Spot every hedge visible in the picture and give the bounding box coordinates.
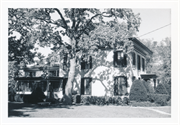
[76,95,129,106]
[155,83,169,95]
[142,80,155,94]
[147,94,170,106]
[129,80,147,102]
[163,83,171,96]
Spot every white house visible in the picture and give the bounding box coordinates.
[14,37,154,97]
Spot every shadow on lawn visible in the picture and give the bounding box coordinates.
[8,102,74,117]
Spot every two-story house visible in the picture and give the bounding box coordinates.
[14,37,154,98]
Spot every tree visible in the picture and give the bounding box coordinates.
[8,8,141,104]
[141,38,171,84]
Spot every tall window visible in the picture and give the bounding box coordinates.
[137,55,141,70]
[81,56,92,70]
[142,58,145,71]
[114,76,128,96]
[81,78,92,95]
[114,51,127,67]
[132,52,136,65]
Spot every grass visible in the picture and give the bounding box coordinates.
[8,102,171,118]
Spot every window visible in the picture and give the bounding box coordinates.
[114,51,127,67]
[37,81,47,92]
[50,80,63,92]
[137,55,141,70]
[49,70,59,77]
[114,76,128,96]
[132,52,136,65]
[81,78,92,95]
[81,56,92,70]
[142,58,145,71]
[16,81,33,92]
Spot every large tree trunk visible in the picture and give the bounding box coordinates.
[63,57,76,105]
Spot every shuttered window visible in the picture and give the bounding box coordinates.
[114,76,128,96]
[114,51,127,67]
[81,78,92,95]
[81,56,92,70]
[132,52,136,65]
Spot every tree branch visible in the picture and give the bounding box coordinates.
[54,8,68,30]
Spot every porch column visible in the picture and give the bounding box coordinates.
[153,78,156,90]
[46,80,50,98]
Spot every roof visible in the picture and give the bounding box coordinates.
[141,74,157,79]
[22,65,59,72]
[129,37,153,55]
[14,76,64,81]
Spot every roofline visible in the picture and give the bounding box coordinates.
[129,37,153,55]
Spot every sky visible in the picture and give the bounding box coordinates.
[29,9,171,58]
[132,9,171,42]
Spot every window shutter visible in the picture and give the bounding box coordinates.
[132,52,136,65]
[81,78,84,95]
[123,54,127,67]
[90,56,92,69]
[89,78,92,95]
[63,78,67,95]
[113,51,117,67]
[63,54,67,70]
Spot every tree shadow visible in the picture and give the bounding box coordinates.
[8,102,74,117]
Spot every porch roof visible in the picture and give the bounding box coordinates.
[14,76,64,81]
[141,74,157,80]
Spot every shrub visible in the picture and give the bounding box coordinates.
[142,80,155,94]
[122,97,130,105]
[155,83,169,95]
[130,101,160,107]
[147,94,170,106]
[14,94,23,102]
[129,80,147,102]
[80,95,91,104]
[72,95,81,104]
[164,83,171,96]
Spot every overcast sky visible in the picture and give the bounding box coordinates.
[132,9,171,42]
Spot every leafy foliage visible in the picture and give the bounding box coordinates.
[163,83,171,96]
[155,83,169,95]
[129,80,147,101]
[147,94,170,106]
[141,80,155,94]
[141,38,171,84]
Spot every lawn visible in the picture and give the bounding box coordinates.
[8,102,171,118]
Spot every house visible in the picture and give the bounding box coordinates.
[14,37,155,98]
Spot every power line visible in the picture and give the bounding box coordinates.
[138,23,171,38]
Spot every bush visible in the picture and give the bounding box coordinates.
[14,94,23,102]
[164,83,171,96]
[123,97,130,105]
[147,94,170,106]
[129,80,147,102]
[79,95,129,106]
[142,80,155,93]
[80,95,91,104]
[130,101,160,107]
[72,95,81,104]
[155,83,169,95]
